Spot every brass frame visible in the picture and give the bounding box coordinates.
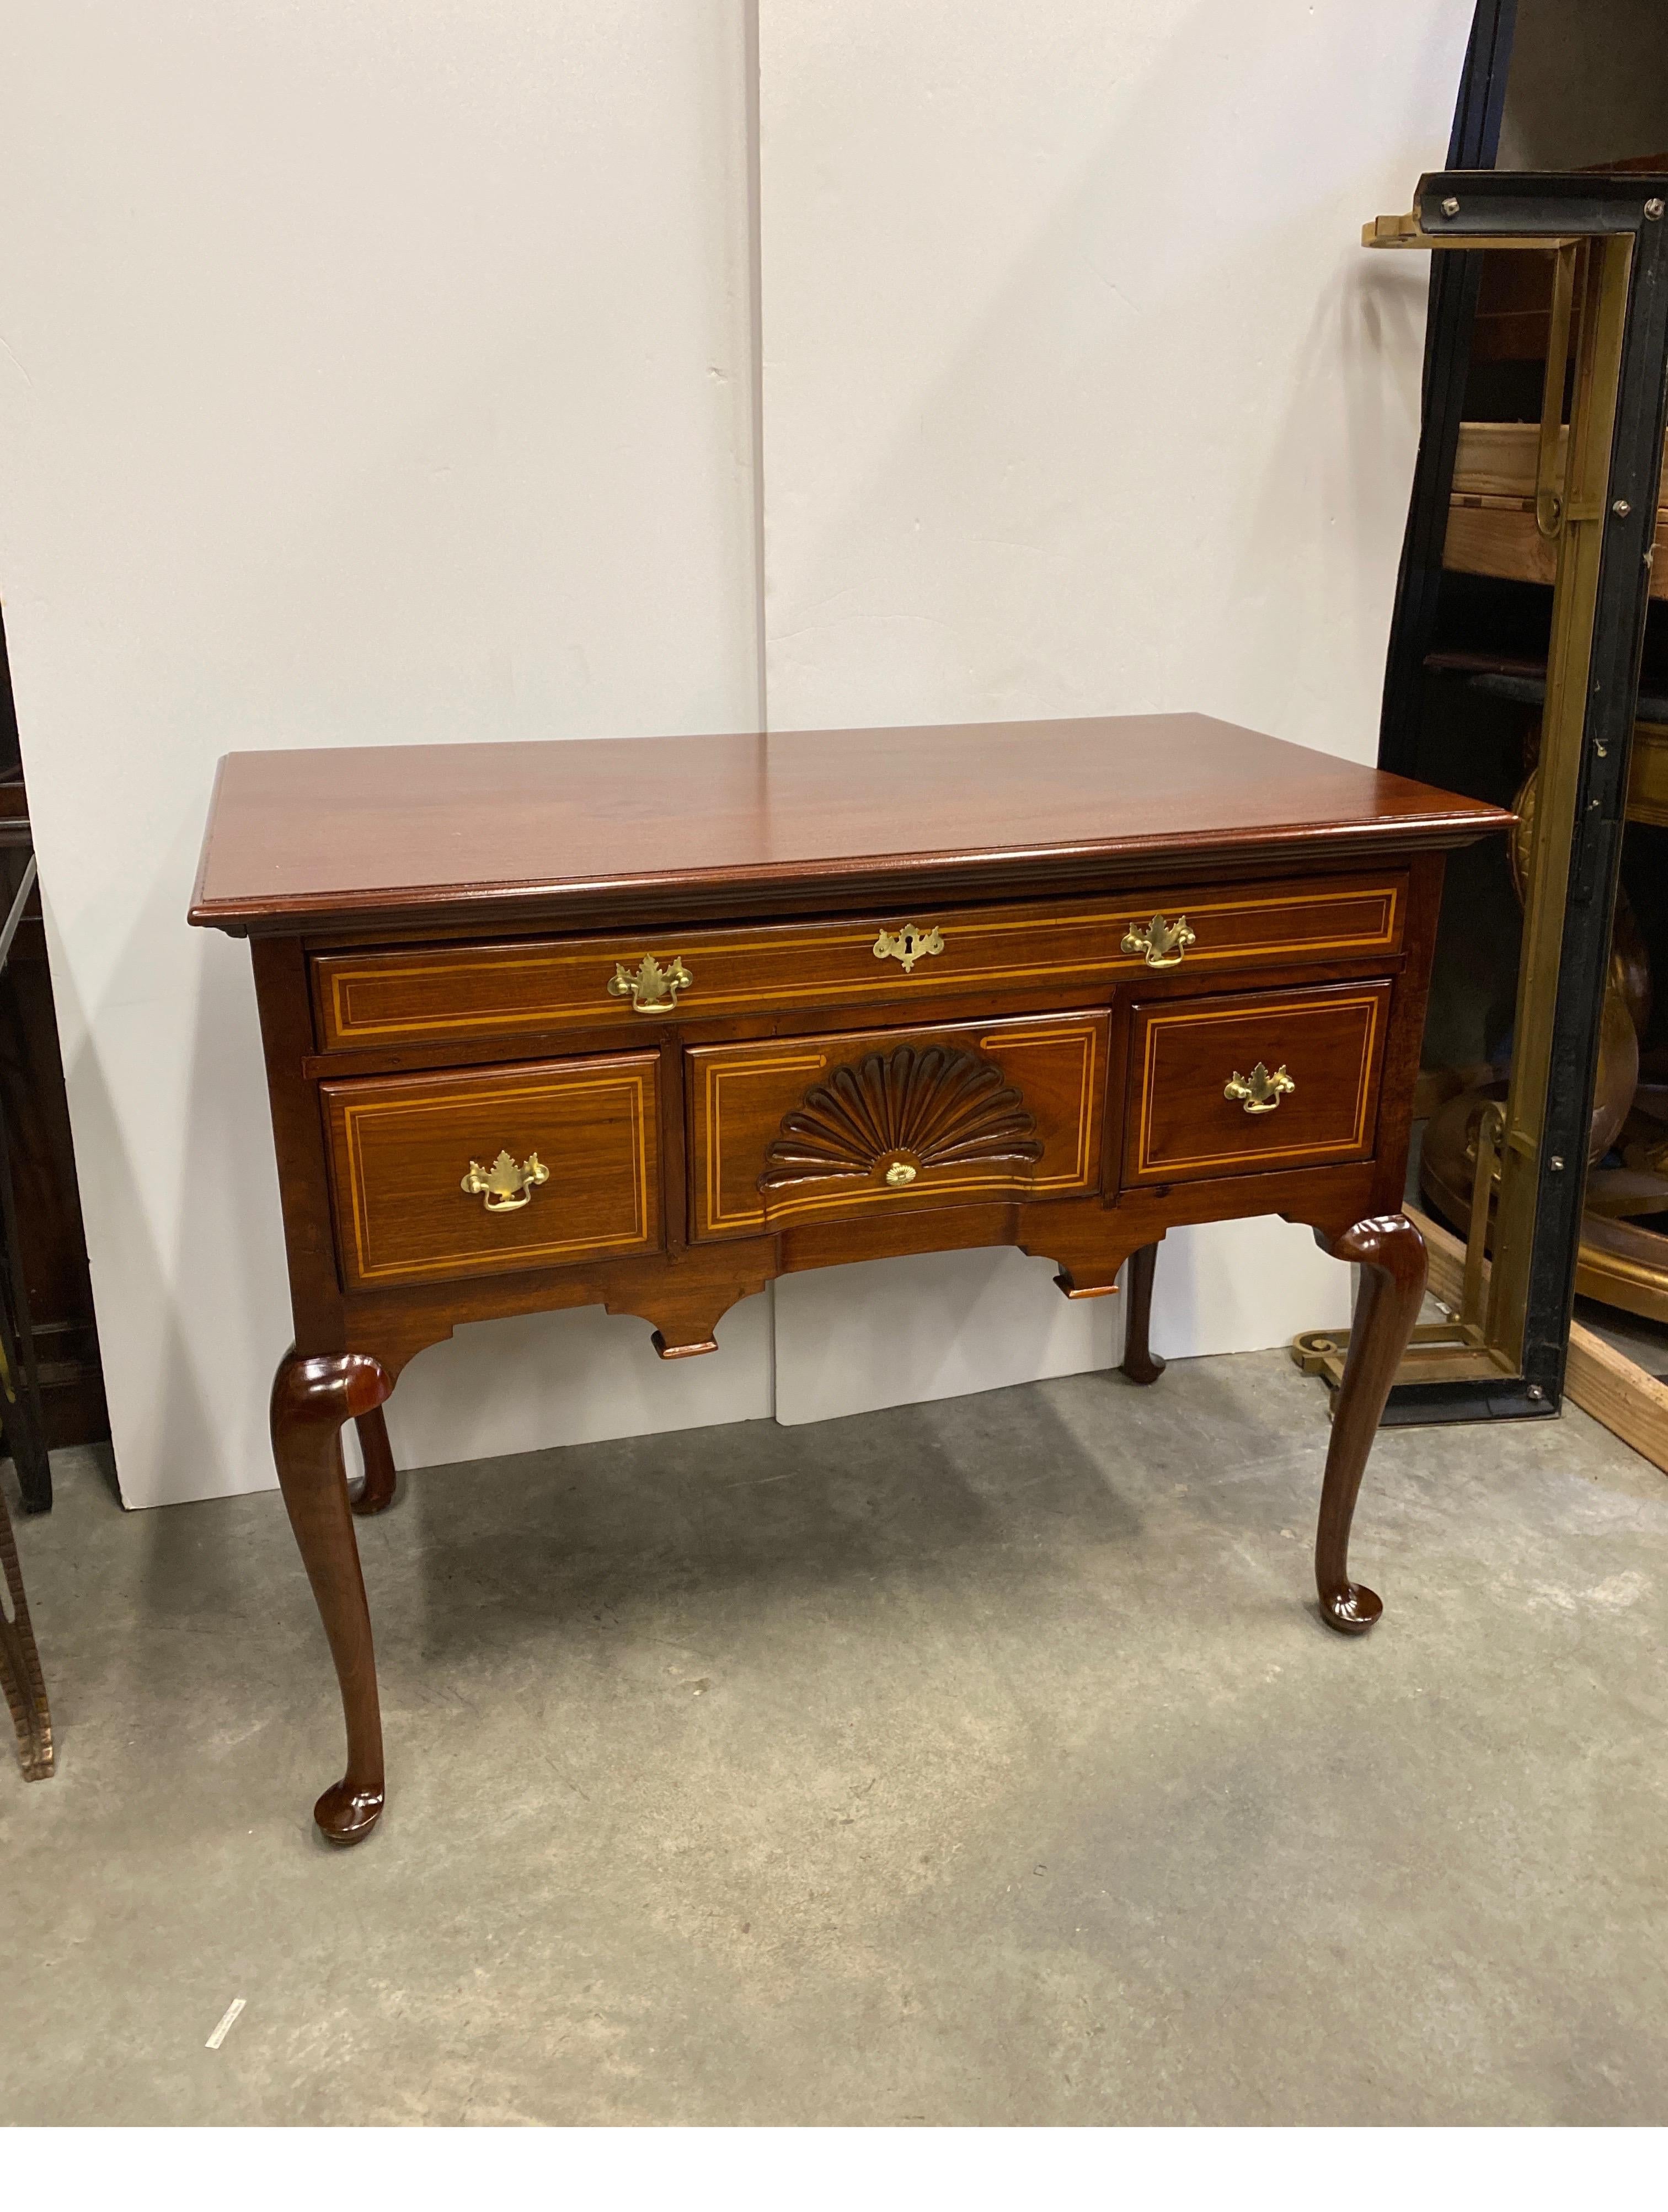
[1305,172,1668,1417]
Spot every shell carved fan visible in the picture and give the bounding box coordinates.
[759,1044,1043,1195]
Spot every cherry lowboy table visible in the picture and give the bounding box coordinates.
[190,714,1510,1845]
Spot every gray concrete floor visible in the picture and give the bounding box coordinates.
[1576,1292,1668,1380]
[3,1346,1666,2125]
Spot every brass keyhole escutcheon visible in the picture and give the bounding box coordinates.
[873,923,945,973]
[1223,1062,1295,1115]
[1122,913,1196,968]
[884,1160,918,1187]
[461,1148,550,1212]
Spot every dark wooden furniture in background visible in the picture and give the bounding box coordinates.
[0,864,58,1777]
[190,716,1509,1845]
[0,608,94,1781]
[0,612,109,1495]
[0,1479,52,1780]
[0,816,109,1477]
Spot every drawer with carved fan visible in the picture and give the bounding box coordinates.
[687,1011,1107,1242]
[1122,980,1393,1188]
[321,1051,662,1291]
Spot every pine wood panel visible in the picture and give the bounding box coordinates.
[1409,1204,1668,1479]
[322,1052,661,1291]
[1443,499,1668,597]
[687,1012,1106,1242]
[1122,981,1392,1187]
[1452,418,1668,501]
[1629,722,1668,827]
[1447,420,1668,599]
[309,872,1407,1052]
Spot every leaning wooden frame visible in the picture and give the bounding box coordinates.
[0,1483,52,1781]
[1298,170,1668,1428]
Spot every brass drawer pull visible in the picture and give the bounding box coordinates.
[608,952,692,1014]
[1224,1062,1295,1115]
[461,1148,549,1212]
[873,923,944,973]
[1122,913,1196,968]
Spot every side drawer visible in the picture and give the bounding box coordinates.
[688,1010,1106,1242]
[1122,981,1392,1187]
[310,872,1407,1050]
[322,1052,661,1291]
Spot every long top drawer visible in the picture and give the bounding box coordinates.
[311,872,1406,1052]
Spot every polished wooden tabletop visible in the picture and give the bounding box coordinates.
[190,714,1512,934]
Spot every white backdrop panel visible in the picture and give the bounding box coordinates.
[773,1249,1121,1431]
[761,0,1467,1423]
[0,3,769,1506]
[2,3,1472,1502]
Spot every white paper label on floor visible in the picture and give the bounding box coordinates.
[205,1997,245,2050]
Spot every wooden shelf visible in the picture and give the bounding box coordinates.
[1421,649,1668,823]
[1445,421,1668,600]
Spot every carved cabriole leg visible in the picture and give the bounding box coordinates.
[1119,1241,1165,1385]
[1312,1214,1427,1635]
[351,1407,398,1516]
[271,1350,392,1845]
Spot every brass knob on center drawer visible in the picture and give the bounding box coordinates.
[1223,1062,1295,1115]
[1122,913,1196,968]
